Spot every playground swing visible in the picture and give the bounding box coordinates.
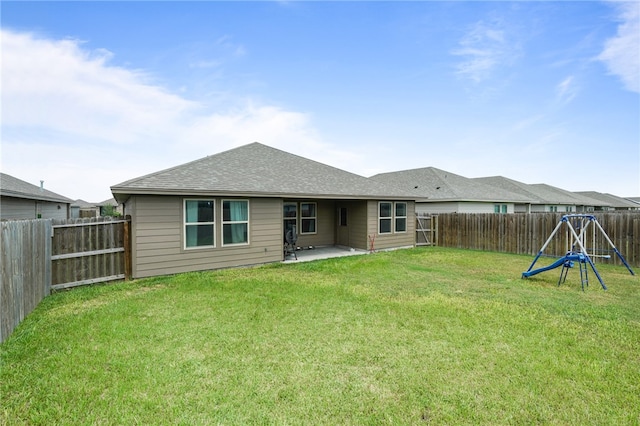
[522,214,635,290]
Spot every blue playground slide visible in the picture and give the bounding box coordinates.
[521,254,583,278]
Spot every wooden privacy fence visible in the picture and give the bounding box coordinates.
[1,216,130,343]
[1,219,52,344]
[51,217,131,290]
[435,212,640,268]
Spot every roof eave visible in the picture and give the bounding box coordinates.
[110,187,415,201]
[0,191,72,204]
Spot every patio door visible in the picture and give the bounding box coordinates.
[336,206,349,247]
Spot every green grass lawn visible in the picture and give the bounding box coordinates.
[2,247,639,425]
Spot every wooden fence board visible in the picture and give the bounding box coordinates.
[1,219,52,343]
[434,212,640,268]
[51,217,129,288]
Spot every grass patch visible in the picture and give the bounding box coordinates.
[2,247,639,424]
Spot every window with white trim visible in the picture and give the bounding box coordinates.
[494,204,507,214]
[283,202,297,235]
[395,202,407,233]
[223,200,249,245]
[184,199,215,249]
[300,202,317,234]
[379,202,392,234]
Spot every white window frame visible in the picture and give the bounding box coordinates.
[184,199,216,250]
[222,199,250,246]
[284,202,298,235]
[300,202,317,235]
[394,202,407,233]
[378,202,393,234]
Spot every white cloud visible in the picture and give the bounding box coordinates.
[556,75,579,104]
[452,19,520,83]
[0,29,339,201]
[2,30,196,146]
[598,1,640,93]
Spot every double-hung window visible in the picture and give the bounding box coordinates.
[223,200,249,245]
[185,199,215,249]
[379,201,408,234]
[300,202,317,234]
[395,202,407,232]
[379,202,393,234]
[283,202,297,235]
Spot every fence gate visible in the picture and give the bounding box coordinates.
[416,214,437,246]
[51,217,131,290]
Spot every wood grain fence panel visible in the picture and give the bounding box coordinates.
[51,217,130,289]
[1,220,52,344]
[434,212,639,268]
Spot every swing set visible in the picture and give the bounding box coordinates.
[522,214,635,290]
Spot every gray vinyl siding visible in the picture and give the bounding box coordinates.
[366,200,415,250]
[0,196,68,220]
[416,201,515,214]
[38,201,69,219]
[347,201,370,250]
[1,197,36,220]
[295,200,335,248]
[129,195,283,278]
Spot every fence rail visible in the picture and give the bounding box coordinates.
[435,212,640,268]
[51,217,129,291]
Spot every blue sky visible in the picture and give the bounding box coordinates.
[2,1,638,201]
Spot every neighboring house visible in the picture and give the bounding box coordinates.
[626,197,640,208]
[575,192,640,211]
[111,143,416,279]
[369,167,534,214]
[72,199,100,218]
[72,198,124,218]
[98,198,124,216]
[474,176,610,213]
[0,173,72,220]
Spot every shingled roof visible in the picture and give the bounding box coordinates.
[111,142,412,201]
[0,173,73,203]
[575,191,639,209]
[475,176,610,207]
[370,167,533,203]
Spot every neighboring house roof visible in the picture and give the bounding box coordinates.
[529,184,611,208]
[475,176,610,207]
[111,142,412,201]
[575,192,639,209]
[73,198,118,208]
[99,198,119,206]
[369,167,534,203]
[0,173,73,203]
[626,197,640,206]
[73,199,96,208]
